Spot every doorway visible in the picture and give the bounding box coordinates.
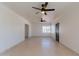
[55,23,60,42]
[25,24,29,39]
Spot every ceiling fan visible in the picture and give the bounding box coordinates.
[32,2,55,15]
[40,18,46,22]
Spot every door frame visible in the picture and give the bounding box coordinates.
[55,23,60,42]
[25,24,29,39]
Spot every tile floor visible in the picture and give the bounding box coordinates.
[0,37,78,56]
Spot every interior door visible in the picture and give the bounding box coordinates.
[25,24,29,39]
[55,23,59,42]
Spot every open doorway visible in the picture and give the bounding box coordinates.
[25,24,29,39]
[55,23,60,42]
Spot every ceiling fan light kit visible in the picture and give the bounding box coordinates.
[41,11,45,14]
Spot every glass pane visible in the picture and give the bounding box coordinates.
[42,26,51,33]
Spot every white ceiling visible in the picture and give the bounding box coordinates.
[2,2,73,23]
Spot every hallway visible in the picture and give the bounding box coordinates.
[0,37,78,56]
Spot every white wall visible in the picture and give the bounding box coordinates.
[50,24,55,40]
[57,3,79,54]
[31,23,51,37]
[0,3,31,53]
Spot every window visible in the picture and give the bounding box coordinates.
[51,25,55,33]
[42,26,51,33]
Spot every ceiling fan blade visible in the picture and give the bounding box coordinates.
[45,2,48,8]
[32,7,41,10]
[35,12,40,14]
[44,9,55,11]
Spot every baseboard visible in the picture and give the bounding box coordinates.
[31,36,51,38]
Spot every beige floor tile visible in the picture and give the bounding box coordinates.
[0,37,78,56]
